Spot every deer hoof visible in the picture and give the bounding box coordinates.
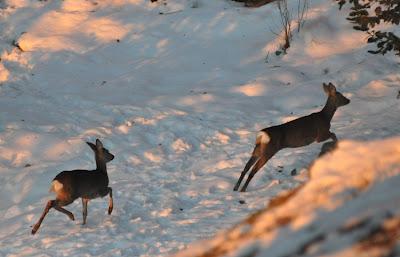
[108,207,113,215]
[233,183,241,191]
[31,224,39,235]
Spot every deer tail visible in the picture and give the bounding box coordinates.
[256,131,270,145]
[49,180,63,193]
[252,131,270,157]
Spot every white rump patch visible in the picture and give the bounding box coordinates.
[49,180,63,193]
[257,131,270,144]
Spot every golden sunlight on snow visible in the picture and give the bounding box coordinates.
[357,80,393,99]
[157,39,170,52]
[174,138,400,257]
[44,141,70,160]
[15,133,39,148]
[144,151,163,163]
[18,11,132,52]
[305,31,365,59]
[172,138,191,154]
[233,82,266,97]
[0,63,9,82]
[60,0,96,12]
[178,94,215,106]
[0,147,31,167]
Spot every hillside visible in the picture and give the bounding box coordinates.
[174,138,400,257]
[0,0,399,256]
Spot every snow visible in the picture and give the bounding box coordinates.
[0,0,399,256]
[173,137,400,257]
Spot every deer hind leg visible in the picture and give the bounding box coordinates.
[31,199,74,235]
[240,156,268,192]
[81,198,89,225]
[50,180,75,221]
[234,156,258,191]
[31,200,55,235]
[234,131,271,192]
[53,201,75,221]
[240,148,277,192]
[107,187,113,215]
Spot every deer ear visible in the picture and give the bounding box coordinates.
[323,83,330,94]
[95,139,103,149]
[328,83,337,94]
[86,142,96,151]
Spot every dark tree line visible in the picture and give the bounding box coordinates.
[337,0,400,56]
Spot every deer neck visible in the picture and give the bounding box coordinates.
[95,155,107,173]
[321,96,336,122]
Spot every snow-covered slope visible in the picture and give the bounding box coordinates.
[173,137,400,257]
[0,0,399,256]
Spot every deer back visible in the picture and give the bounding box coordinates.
[265,112,330,149]
[52,169,109,202]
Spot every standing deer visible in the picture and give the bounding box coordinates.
[31,139,114,235]
[234,83,350,192]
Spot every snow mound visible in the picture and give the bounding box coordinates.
[173,137,400,257]
[1,0,400,256]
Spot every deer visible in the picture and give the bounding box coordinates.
[234,82,350,192]
[31,139,115,235]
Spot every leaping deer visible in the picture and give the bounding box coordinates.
[31,139,114,235]
[234,83,350,192]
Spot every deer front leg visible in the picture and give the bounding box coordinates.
[107,187,113,215]
[330,132,337,142]
[82,198,89,225]
[319,141,338,157]
[31,200,74,234]
[51,199,75,221]
[317,127,338,143]
[53,205,75,221]
[234,156,259,191]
